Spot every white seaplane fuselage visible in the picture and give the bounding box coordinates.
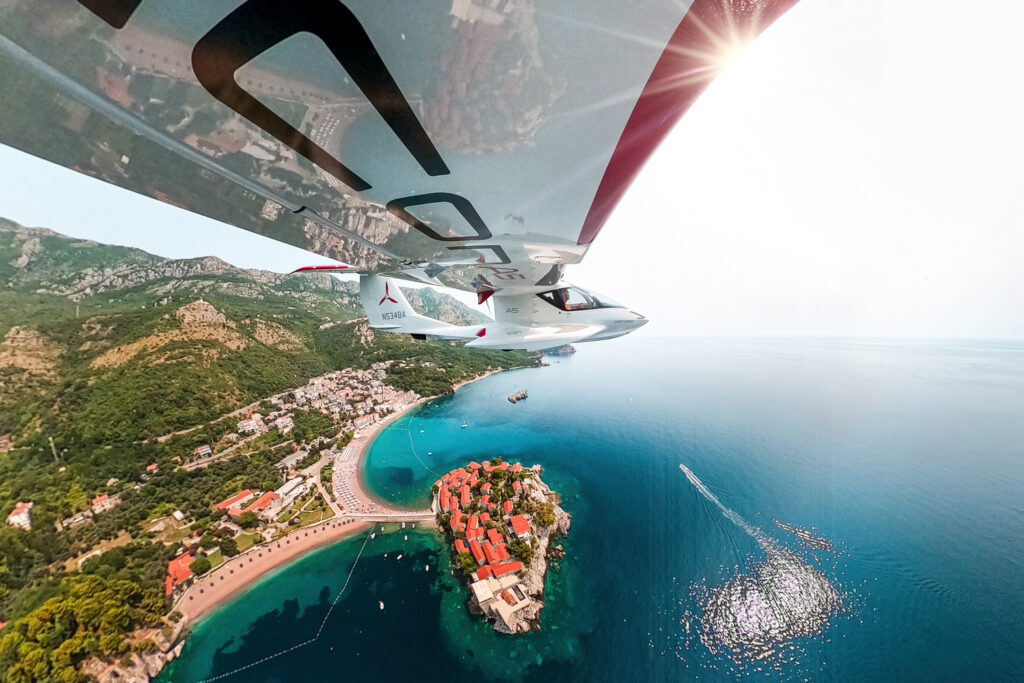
[359,274,647,352]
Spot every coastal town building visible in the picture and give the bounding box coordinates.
[216,489,255,510]
[91,493,121,514]
[6,501,32,530]
[194,444,212,458]
[237,416,264,434]
[274,477,311,510]
[165,552,195,595]
[434,458,570,634]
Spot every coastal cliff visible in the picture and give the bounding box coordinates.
[492,466,571,634]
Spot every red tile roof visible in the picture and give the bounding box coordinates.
[91,494,108,505]
[503,500,514,514]
[217,489,253,510]
[490,561,523,577]
[482,541,498,565]
[495,543,510,561]
[146,463,159,472]
[243,491,279,513]
[474,565,494,580]
[460,486,470,506]
[166,553,195,594]
[468,515,479,530]
[510,514,530,536]
[487,528,504,545]
[455,539,468,554]
[480,483,492,493]
[469,540,484,563]
[479,512,490,523]
[511,463,523,473]
[468,461,481,470]
[501,590,516,605]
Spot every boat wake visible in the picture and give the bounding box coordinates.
[679,465,843,662]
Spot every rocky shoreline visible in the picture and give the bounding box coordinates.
[491,467,572,634]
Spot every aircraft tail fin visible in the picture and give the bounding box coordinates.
[359,274,418,329]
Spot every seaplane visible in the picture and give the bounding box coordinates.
[0,0,797,350]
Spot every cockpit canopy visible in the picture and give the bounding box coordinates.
[537,286,624,311]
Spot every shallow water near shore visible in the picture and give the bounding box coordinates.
[160,337,1024,682]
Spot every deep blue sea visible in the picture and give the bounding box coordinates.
[159,338,1024,682]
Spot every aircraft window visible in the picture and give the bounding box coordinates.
[537,287,602,311]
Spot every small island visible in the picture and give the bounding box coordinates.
[433,458,570,633]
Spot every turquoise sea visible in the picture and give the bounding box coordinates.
[159,338,1024,682]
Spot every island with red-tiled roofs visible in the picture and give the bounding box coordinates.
[433,457,571,633]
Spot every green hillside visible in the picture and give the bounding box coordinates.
[0,219,537,653]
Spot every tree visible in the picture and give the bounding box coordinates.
[220,536,239,557]
[199,534,217,549]
[457,552,477,575]
[238,511,258,529]
[535,502,555,528]
[189,556,212,575]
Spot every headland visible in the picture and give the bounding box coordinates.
[434,458,571,633]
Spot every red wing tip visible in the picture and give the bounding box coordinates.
[476,328,487,338]
[477,289,495,305]
[292,264,350,273]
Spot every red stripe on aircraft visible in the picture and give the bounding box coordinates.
[291,264,350,272]
[577,0,798,245]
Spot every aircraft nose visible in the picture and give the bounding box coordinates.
[630,311,648,326]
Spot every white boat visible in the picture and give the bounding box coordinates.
[379,601,384,611]
[402,522,406,528]
[425,565,430,572]
[370,533,375,539]
[404,535,408,540]
[397,554,403,560]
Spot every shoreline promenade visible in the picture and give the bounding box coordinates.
[173,370,500,625]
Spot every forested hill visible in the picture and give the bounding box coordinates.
[0,217,531,460]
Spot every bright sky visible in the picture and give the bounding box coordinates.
[1,0,1023,338]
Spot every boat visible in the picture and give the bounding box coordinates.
[425,565,430,572]
[460,418,467,428]
[370,533,375,539]
[379,601,384,610]
[397,554,403,560]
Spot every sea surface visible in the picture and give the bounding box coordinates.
[159,338,1024,682]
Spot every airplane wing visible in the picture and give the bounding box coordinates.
[0,0,797,298]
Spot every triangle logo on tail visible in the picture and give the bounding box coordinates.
[379,282,398,306]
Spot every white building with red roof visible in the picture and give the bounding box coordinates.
[6,501,32,530]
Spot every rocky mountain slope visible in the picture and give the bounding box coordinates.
[0,218,527,457]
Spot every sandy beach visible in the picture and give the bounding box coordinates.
[176,518,371,623]
[174,369,504,624]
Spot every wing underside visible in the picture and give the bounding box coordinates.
[0,0,796,294]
